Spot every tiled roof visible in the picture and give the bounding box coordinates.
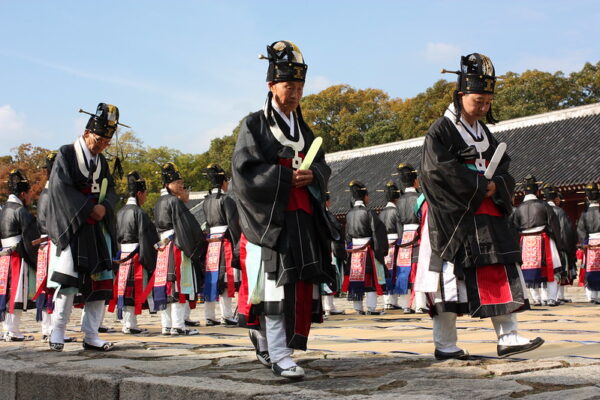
[326,103,600,215]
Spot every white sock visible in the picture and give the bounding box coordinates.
[497,332,530,346]
[276,356,297,369]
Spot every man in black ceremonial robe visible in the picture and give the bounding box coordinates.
[577,183,600,303]
[232,40,334,380]
[0,169,38,341]
[111,171,158,334]
[201,163,241,326]
[541,184,577,303]
[393,163,427,313]
[343,181,388,315]
[416,53,543,359]
[377,181,402,311]
[321,192,346,316]
[512,176,563,306]
[46,103,120,352]
[153,162,204,336]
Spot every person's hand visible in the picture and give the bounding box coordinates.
[292,169,314,188]
[90,204,106,221]
[485,180,497,198]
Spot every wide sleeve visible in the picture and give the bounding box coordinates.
[172,199,205,265]
[487,131,516,215]
[19,208,40,267]
[370,210,389,264]
[46,146,95,251]
[137,209,159,273]
[420,120,487,260]
[231,116,293,248]
[545,204,563,250]
[577,215,588,245]
[224,196,242,269]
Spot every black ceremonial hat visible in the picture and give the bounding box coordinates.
[203,163,229,188]
[161,162,182,185]
[443,53,496,95]
[384,181,400,202]
[261,40,308,83]
[523,175,539,194]
[85,103,120,139]
[44,151,57,175]
[127,171,146,195]
[7,169,30,194]
[395,162,417,187]
[585,183,599,201]
[348,180,368,200]
[541,184,559,201]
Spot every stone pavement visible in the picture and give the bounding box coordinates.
[1,286,600,400]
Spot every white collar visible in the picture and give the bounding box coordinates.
[524,194,538,202]
[353,200,365,207]
[264,97,304,151]
[404,187,417,193]
[547,201,556,207]
[385,201,396,208]
[44,181,49,189]
[126,197,137,205]
[78,136,98,165]
[271,99,295,130]
[7,194,23,206]
[209,188,226,195]
[590,201,599,208]
[160,188,169,196]
[444,103,489,156]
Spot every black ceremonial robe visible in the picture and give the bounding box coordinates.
[154,190,205,299]
[549,202,577,280]
[420,107,526,317]
[232,97,334,350]
[114,199,159,311]
[46,139,118,301]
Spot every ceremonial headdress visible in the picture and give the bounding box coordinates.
[523,175,539,194]
[44,151,57,177]
[261,40,308,83]
[348,180,368,200]
[84,103,121,139]
[443,53,498,124]
[585,183,599,201]
[384,181,400,202]
[127,171,146,196]
[203,163,229,188]
[7,169,30,194]
[541,184,559,201]
[394,163,418,188]
[161,162,182,185]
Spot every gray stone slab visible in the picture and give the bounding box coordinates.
[0,360,43,400]
[200,367,322,384]
[120,376,296,400]
[125,359,211,375]
[398,378,531,399]
[485,360,565,376]
[502,365,600,386]
[254,389,338,400]
[15,370,120,400]
[521,385,600,400]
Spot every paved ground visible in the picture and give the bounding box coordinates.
[1,286,600,400]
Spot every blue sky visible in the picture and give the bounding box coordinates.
[1,0,599,155]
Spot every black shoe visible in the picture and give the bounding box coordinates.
[248,330,271,367]
[205,319,220,327]
[82,341,114,351]
[223,318,238,326]
[161,327,172,336]
[434,349,466,360]
[497,337,544,358]
[272,363,305,379]
[365,310,385,315]
[403,308,415,314]
[122,327,149,335]
[533,301,542,306]
[416,308,429,314]
[49,341,64,352]
[184,319,200,327]
[5,334,34,342]
[98,326,116,333]
[170,328,199,336]
[384,304,403,310]
[328,310,345,315]
[356,310,366,315]
[558,298,572,303]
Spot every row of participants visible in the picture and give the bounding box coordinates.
[1,41,599,380]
